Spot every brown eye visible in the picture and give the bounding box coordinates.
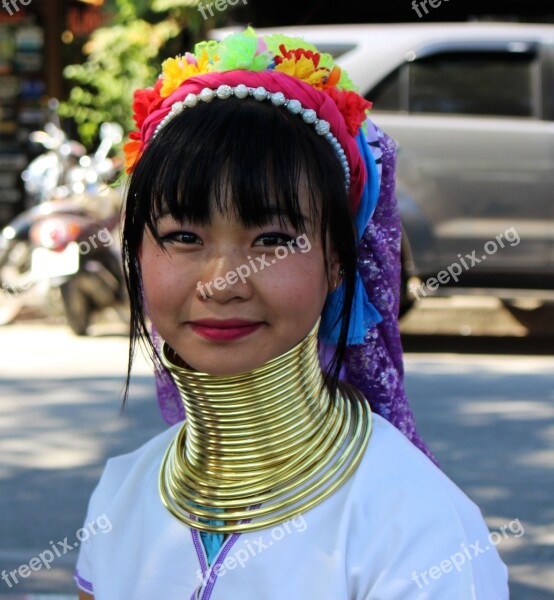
[254,233,295,247]
[160,232,201,245]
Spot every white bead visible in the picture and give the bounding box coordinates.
[287,99,302,114]
[172,101,184,113]
[315,120,331,135]
[184,93,198,108]
[199,88,215,102]
[302,109,317,124]
[216,85,232,99]
[253,87,268,101]
[271,92,286,106]
[234,84,249,98]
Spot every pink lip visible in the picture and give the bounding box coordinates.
[188,319,264,342]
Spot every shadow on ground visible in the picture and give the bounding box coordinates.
[401,337,554,600]
[0,373,165,593]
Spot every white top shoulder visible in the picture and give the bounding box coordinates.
[75,413,508,599]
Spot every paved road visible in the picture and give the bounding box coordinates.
[0,313,553,597]
[0,322,165,597]
[404,350,554,599]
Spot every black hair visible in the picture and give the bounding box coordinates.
[122,96,358,402]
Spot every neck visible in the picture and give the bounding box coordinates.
[162,319,329,473]
[159,318,372,533]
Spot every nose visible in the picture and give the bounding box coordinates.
[196,252,254,302]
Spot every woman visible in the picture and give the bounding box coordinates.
[75,27,508,599]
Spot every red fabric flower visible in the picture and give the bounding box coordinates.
[274,45,321,67]
[132,79,163,129]
[325,87,373,136]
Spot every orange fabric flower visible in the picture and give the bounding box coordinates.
[322,66,341,89]
[123,132,142,174]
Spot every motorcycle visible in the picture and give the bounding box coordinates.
[21,98,87,206]
[0,121,127,334]
[28,206,125,335]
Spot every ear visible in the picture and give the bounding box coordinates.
[327,246,342,293]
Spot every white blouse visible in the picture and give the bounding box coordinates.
[75,413,508,599]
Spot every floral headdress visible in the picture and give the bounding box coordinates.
[123,27,372,202]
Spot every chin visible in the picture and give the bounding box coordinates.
[183,353,270,376]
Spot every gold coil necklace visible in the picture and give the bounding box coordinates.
[159,318,372,532]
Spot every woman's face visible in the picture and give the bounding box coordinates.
[141,193,340,376]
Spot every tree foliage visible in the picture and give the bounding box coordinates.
[59,0,209,147]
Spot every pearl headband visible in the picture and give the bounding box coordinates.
[151,84,351,194]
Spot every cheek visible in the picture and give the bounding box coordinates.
[262,252,328,315]
[140,247,183,317]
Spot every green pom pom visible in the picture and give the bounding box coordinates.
[216,26,272,72]
[337,69,357,92]
[194,40,220,64]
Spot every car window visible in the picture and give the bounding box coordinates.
[369,49,539,118]
[367,69,404,112]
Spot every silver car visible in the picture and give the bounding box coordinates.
[212,23,554,313]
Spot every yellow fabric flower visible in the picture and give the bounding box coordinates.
[160,50,213,98]
[275,55,329,89]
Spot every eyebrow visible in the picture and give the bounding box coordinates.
[263,207,311,223]
[154,208,312,228]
